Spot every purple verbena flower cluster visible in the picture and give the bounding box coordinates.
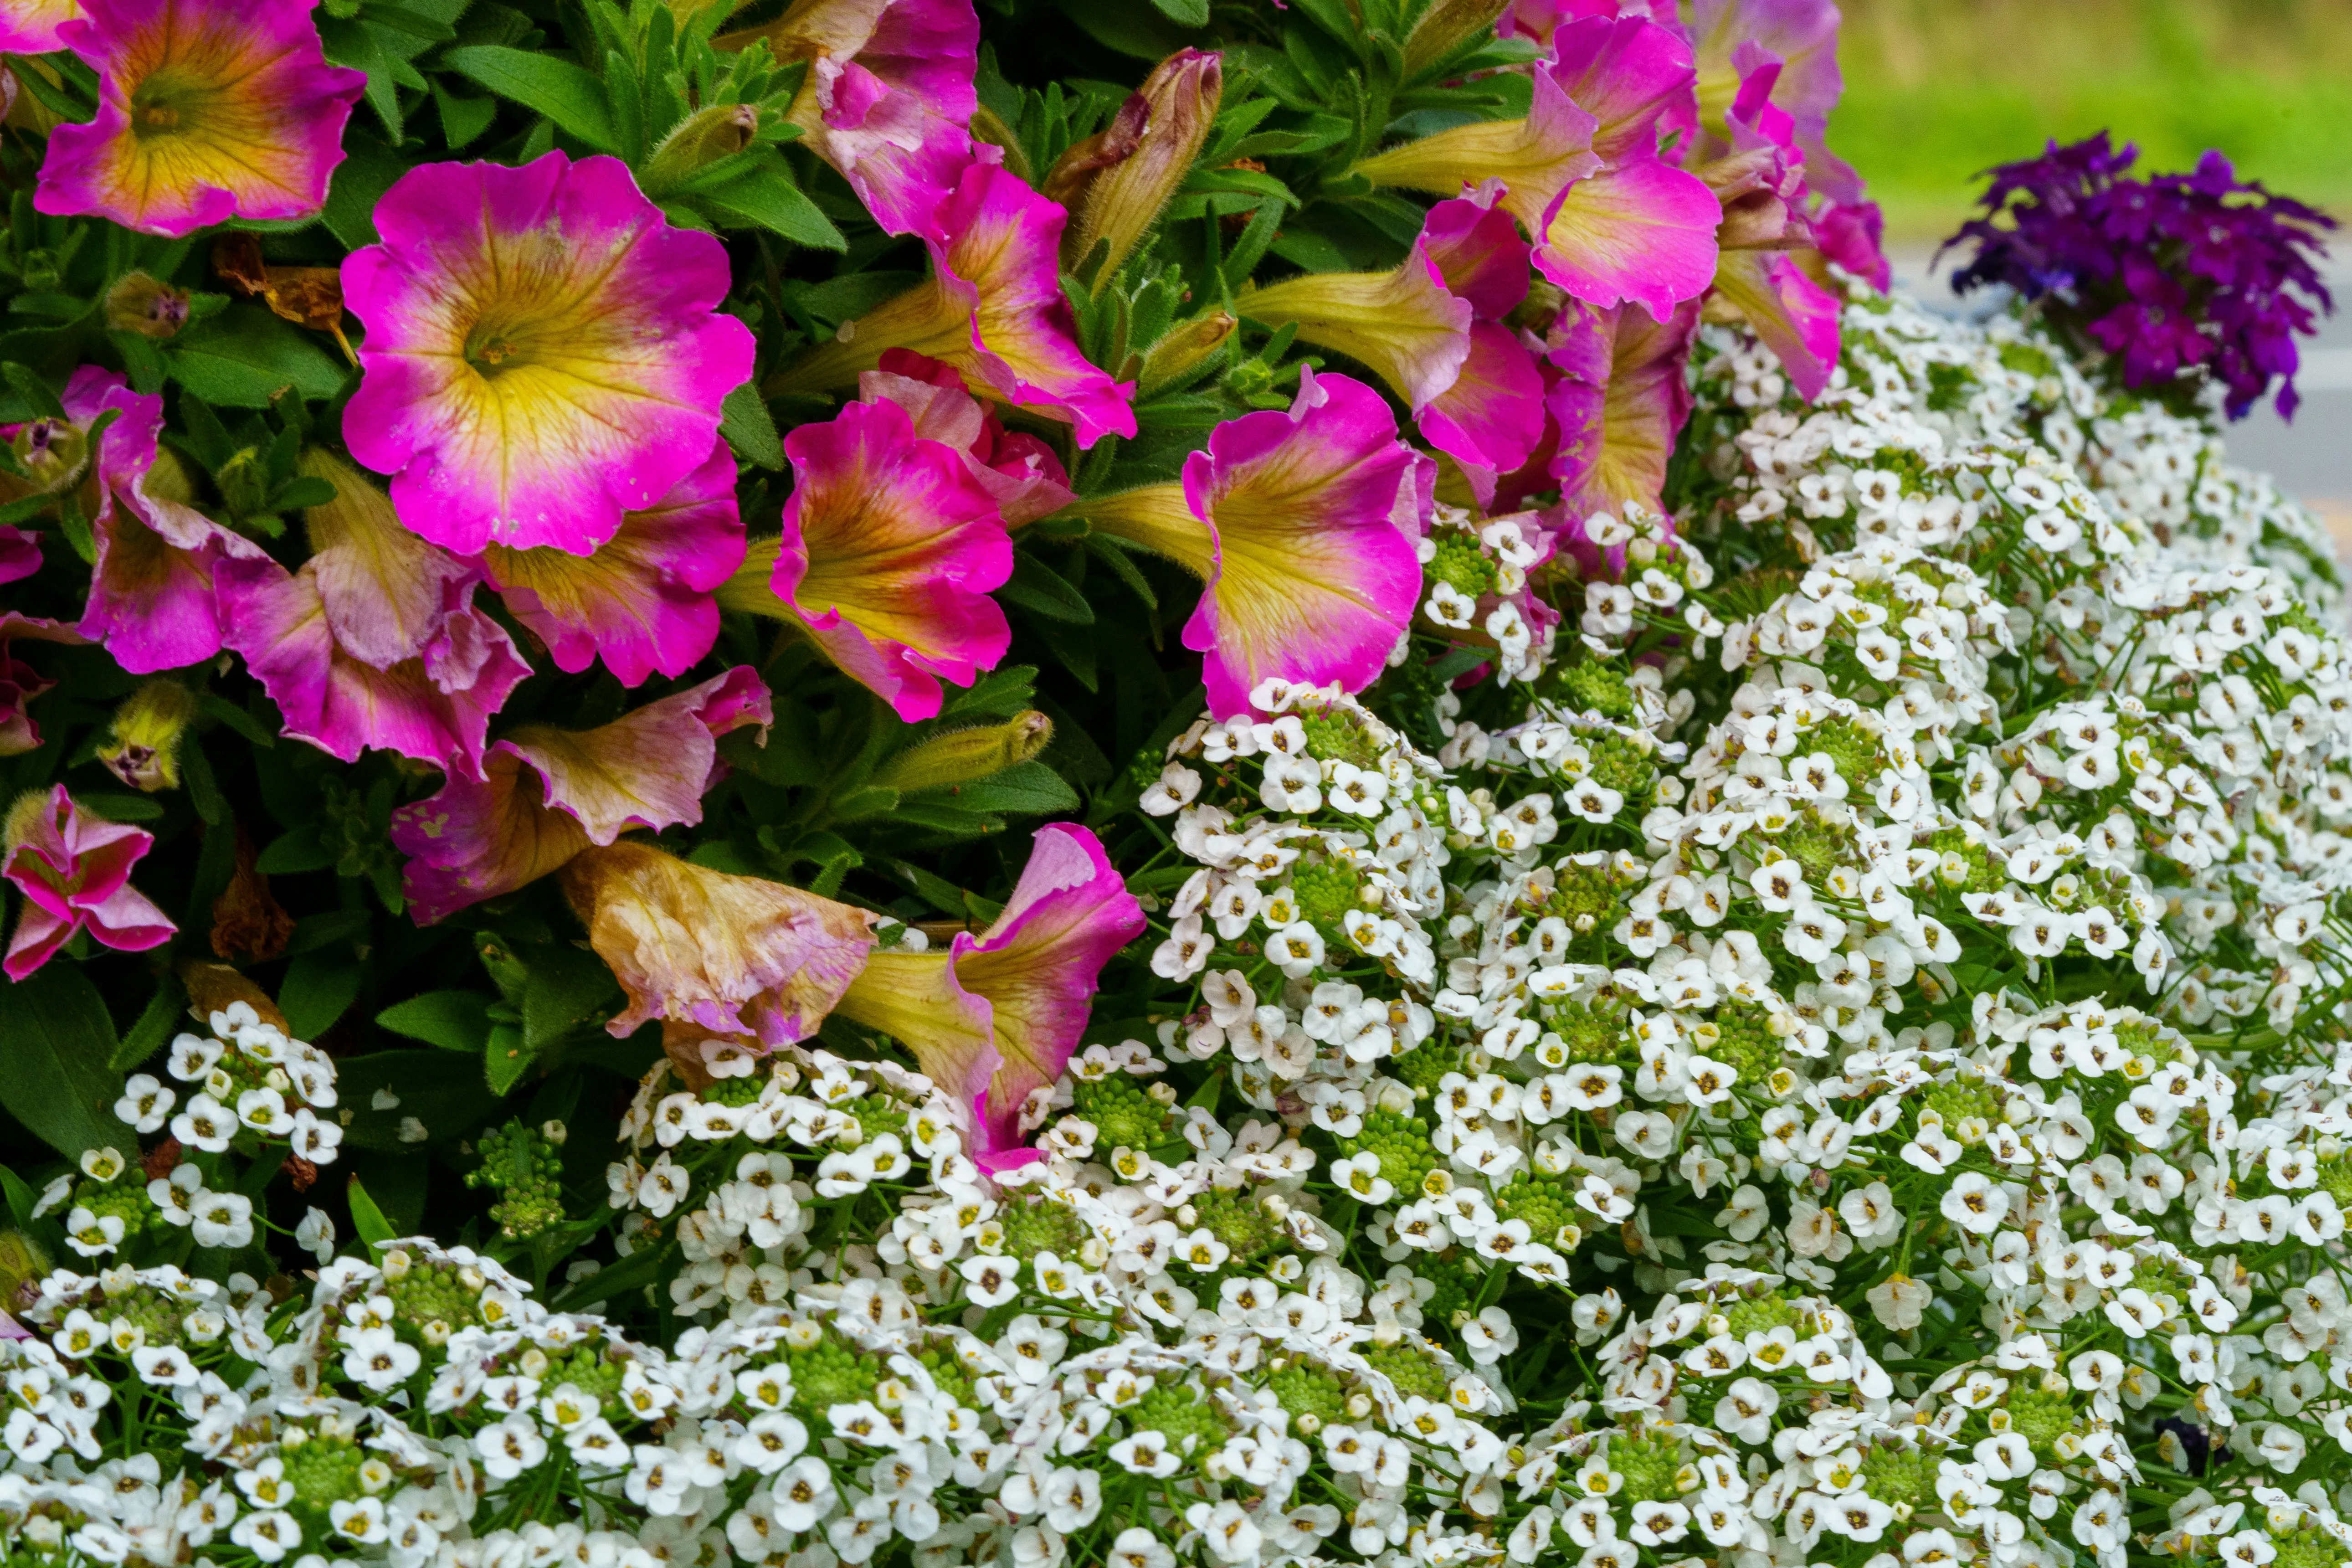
[1945,133,2337,420]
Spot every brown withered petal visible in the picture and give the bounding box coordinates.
[209,825,295,965]
[1042,93,1149,215]
[212,233,354,359]
[180,957,292,1033]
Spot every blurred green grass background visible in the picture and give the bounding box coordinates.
[1829,0,2352,241]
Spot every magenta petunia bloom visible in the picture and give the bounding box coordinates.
[1814,199,1891,292]
[30,367,268,675]
[1240,233,1474,416]
[1413,185,1549,505]
[864,351,1075,525]
[341,152,757,557]
[1085,370,1433,719]
[719,395,1012,722]
[1691,0,1860,203]
[484,442,745,689]
[216,457,530,780]
[0,0,80,52]
[1713,250,1842,400]
[2,785,175,981]
[773,162,1136,448]
[0,526,38,587]
[727,0,979,236]
[35,0,363,237]
[839,823,1144,1170]
[1546,298,1700,520]
[0,613,89,758]
[394,667,770,925]
[1353,67,1601,251]
[1536,16,1721,319]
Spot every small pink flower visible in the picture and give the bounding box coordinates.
[3,785,175,980]
[727,0,980,236]
[35,0,363,236]
[394,667,771,924]
[774,162,1136,448]
[483,442,745,688]
[838,823,1144,1169]
[1085,370,1433,719]
[720,395,1012,722]
[216,457,530,780]
[341,152,757,556]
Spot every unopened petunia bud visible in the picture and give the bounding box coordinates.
[644,103,763,194]
[98,680,198,792]
[10,416,86,494]
[873,710,1054,793]
[1137,309,1237,395]
[1402,0,1509,76]
[1056,48,1222,285]
[105,272,192,339]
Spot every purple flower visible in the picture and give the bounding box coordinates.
[1944,134,2337,420]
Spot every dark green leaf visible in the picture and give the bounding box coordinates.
[281,949,363,1040]
[76,792,163,823]
[719,381,784,469]
[323,129,411,249]
[484,1022,536,1095]
[257,826,335,875]
[345,1174,398,1255]
[375,990,493,1053]
[1150,0,1209,23]
[164,306,348,408]
[999,553,1095,624]
[336,1050,502,1151]
[0,966,125,1160]
[551,1235,669,1311]
[444,45,619,152]
[694,159,847,250]
[0,363,63,421]
[943,664,1039,718]
[522,943,618,1051]
[112,975,188,1072]
[433,84,499,150]
[827,785,901,822]
[951,760,1082,816]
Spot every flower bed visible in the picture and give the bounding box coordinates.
[0,2,2347,1568]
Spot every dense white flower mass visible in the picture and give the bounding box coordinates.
[8,286,2352,1568]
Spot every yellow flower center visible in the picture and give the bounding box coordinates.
[128,71,206,137]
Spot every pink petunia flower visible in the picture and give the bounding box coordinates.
[0,612,89,757]
[19,367,269,675]
[0,525,38,587]
[216,456,530,780]
[341,152,757,557]
[1413,185,1550,505]
[719,394,1012,722]
[561,842,878,1049]
[483,442,745,688]
[837,823,1144,1171]
[1546,297,1701,520]
[1353,67,1602,250]
[772,161,1136,448]
[35,0,364,237]
[0,0,81,53]
[1691,48,1844,397]
[1084,369,1433,719]
[1690,0,1860,203]
[2,785,175,981]
[863,350,1075,526]
[724,0,979,236]
[394,667,771,925]
[1535,15,1722,319]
